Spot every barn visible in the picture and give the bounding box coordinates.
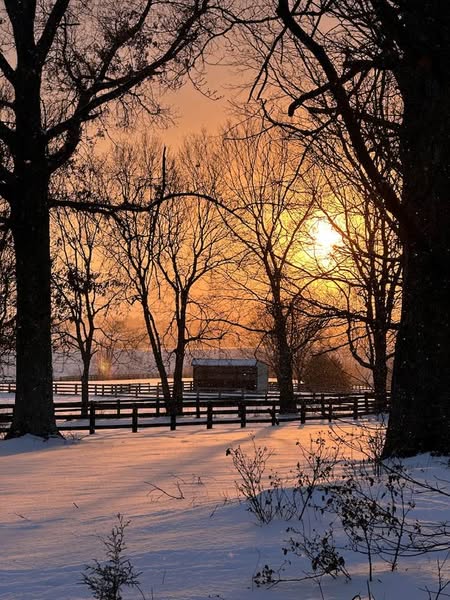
[191,358,269,392]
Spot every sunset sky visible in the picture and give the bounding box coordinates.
[161,60,246,147]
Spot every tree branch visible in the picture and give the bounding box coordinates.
[277,0,418,242]
[0,52,15,84]
[36,0,71,64]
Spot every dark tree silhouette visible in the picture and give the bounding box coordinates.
[239,1,450,455]
[0,0,223,437]
[52,209,124,416]
[103,138,230,414]
[304,187,401,408]
[218,124,315,413]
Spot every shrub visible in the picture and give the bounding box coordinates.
[82,514,143,600]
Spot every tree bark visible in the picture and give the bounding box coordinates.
[171,301,188,415]
[6,43,58,438]
[142,310,172,412]
[372,325,388,412]
[384,38,450,455]
[272,309,297,413]
[7,185,57,437]
[172,349,185,416]
[80,358,90,419]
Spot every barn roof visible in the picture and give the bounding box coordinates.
[191,358,260,367]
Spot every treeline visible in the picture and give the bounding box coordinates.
[0,125,400,416]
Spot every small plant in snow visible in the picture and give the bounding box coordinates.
[226,439,275,524]
[82,513,143,600]
[227,434,342,525]
[284,527,350,581]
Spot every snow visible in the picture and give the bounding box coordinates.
[1,418,449,599]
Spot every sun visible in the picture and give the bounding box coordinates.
[311,218,342,256]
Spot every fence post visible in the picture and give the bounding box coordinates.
[196,391,201,418]
[132,403,138,433]
[89,402,96,435]
[206,402,213,429]
[353,397,359,420]
[116,399,121,417]
[365,392,369,413]
[156,397,160,418]
[300,400,306,424]
[328,400,333,423]
[74,383,78,396]
[321,394,326,418]
[239,401,247,428]
[270,403,277,426]
[170,412,177,431]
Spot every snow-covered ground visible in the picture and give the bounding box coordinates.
[1,419,449,600]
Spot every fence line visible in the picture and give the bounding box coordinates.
[0,391,389,434]
[0,380,372,397]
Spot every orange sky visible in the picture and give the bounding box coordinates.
[158,61,247,148]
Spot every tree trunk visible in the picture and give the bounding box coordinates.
[172,349,185,416]
[171,306,187,416]
[7,187,57,438]
[142,310,172,412]
[384,243,450,455]
[384,39,450,456]
[277,357,296,413]
[372,326,388,412]
[6,48,58,437]
[273,313,297,413]
[80,359,90,418]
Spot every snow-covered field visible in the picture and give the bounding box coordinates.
[1,418,449,600]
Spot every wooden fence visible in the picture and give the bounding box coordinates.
[0,391,389,434]
[0,380,186,397]
[0,379,372,397]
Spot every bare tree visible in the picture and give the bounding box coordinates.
[105,138,231,413]
[155,195,231,410]
[303,182,402,407]
[234,1,450,456]
[218,123,315,413]
[257,298,329,389]
[52,209,124,416]
[94,317,146,381]
[0,0,227,437]
[102,140,174,409]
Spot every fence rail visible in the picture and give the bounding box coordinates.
[0,380,200,397]
[0,391,388,434]
[0,380,372,397]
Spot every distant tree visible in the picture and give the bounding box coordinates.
[94,318,146,381]
[154,195,231,410]
[52,209,124,416]
[304,185,402,407]
[105,138,231,413]
[0,0,226,437]
[302,352,353,394]
[258,299,329,390]
[218,124,314,413]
